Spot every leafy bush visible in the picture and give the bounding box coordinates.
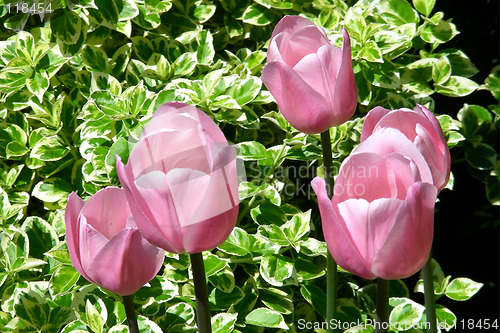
[0,0,497,332]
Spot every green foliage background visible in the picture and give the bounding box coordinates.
[0,0,498,332]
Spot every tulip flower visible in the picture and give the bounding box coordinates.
[261,15,357,134]
[361,104,451,191]
[65,188,164,296]
[116,102,239,254]
[312,128,438,280]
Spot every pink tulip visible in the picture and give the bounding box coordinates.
[312,128,438,280]
[261,15,357,134]
[361,104,451,191]
[65,188,164,296]
[117,102,239,254]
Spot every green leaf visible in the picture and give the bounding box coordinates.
[259,288,293,314]
[26,70,50,103]
[238,141,269,161]
[32,178,72,203]
[389,298,425,330]
[95,0,119,27]
[192,2,216,23]
[22,216,58,259]
[465,143,497,170]
[30,135,70,161]
[172,52,197,77]
[376,0,419,25]
[50,265,80,295]
[82,45,109,72]
[445,278,483,301]
[203,253,227,277]
[282,210,311,250]
[412,0,436,17]
[432,56,451,85]
[218,227,252,256]
[86,299,104,333]
[242,4,275,26]
[300,284,326,317]
[212,313,237,333]
[50,11,82,44]
[421,19,459,45]
[245,308,288,329]
[260,253,297,287]
[435,76,479,97]
[436,305,457,331]
[165,302,195,327]
[251,203,286,226]
[227,77,262,106]
[196,30,215,65]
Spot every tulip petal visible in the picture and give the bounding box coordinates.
[261,60,332,134]
[128,128,210,177]
[372,182,437,279]
[271,15,326,41]
[167,167,237,227]
[182,204,239,254]
[332,28,357,125]
[333,151,420,203]
[133,170,184,253]
[65,192,90,281]
[79,187,130,240]
[293,44,342,109]
[147,102,227,144]
[353,128,433,184]
[276,26,331,67]
[360,106,391,141]
[337,198,403,269]
[79,219,109,274]
[118,158,183,253]
[311,177,375,280]
[88,227,164,296]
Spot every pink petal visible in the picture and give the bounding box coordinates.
[79,187,130,240]
[117,158,183,253]
[128,128,211,177]
[167,168,237,227]
[261,60,332,134]
[79,219,109,274]
[277,25,331,67]
[132,170,184,253]
[148,102,227,144]
[333,152,419,203]
[372,182,437,279]
[337,198,403,270]
[353,128,433,184]
[332,28,358,126]
[360,106,391,141]
[65,192,90,281]
[293,44,342,109]
[87,227,164,296]
[271,15,323,41]
[182,204,239,253]
[311,177,375,280]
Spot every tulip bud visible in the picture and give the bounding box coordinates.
[261,15,358,134]
[117,102,239,254]
[65,188,164,296]
[312,128,438,280]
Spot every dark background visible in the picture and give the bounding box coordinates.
[432,0,499,324]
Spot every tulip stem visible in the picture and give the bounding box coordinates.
[422,256,438,333]
[190,252,212,333]
[320,130,338,333]
[122,295,139,333]
[375,278,389,333]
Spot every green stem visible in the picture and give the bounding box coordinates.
[320,130,338,333]
[375,278,389,333]
[122,295,139,333]
[422,255,438,333]
[190,252,212,333]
